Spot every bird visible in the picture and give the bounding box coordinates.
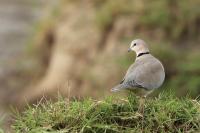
[111,39,165,98]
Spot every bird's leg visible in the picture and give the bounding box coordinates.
[139,90,152,113]
[138,96,146,114]
[139,96,146,132]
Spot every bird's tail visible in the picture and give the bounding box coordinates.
[111,84,126,92]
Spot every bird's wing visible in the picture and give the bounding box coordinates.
[119,61,138,85]
[111,79,143,92]
[120,78,125,84]
[131,56,164,89]
[112,56,162,91]
[112,74,143,92]
[121,60,146,89]
[125,79,145,89]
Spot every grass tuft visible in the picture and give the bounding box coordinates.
[12,93,200,132]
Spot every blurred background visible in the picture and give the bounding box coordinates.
[0,0,200,130]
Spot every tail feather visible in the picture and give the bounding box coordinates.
[111,84,126,92]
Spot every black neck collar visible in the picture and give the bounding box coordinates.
[137,52,150,57]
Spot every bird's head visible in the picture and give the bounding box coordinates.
[128,39,149,56]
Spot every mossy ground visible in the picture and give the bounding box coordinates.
[12,93,200,133]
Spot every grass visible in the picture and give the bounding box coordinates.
[12,93,200,133]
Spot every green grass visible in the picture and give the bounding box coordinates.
[12,93,200,133]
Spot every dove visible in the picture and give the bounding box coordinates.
[111,39,165,98]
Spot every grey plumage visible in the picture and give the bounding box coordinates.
[111,39,165,97]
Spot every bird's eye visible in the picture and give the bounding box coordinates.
[133,43,137,46]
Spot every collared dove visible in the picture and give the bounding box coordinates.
[111,39,165,97]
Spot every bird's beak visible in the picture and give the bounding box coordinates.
[128,48,132,52]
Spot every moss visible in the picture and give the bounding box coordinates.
[13,93,200,132]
